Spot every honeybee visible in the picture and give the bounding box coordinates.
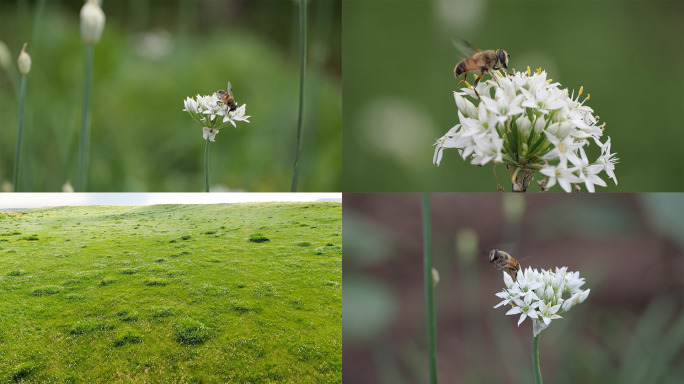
[488,249,520,281]
[453,40,511,99]
[217,82,237,112]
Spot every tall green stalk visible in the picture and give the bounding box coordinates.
[13,75,27,192]
[532,334,543,384]
[421,193,438,384]
[290,0,307,192]
[204,138,210,192]
[77,44,93,192]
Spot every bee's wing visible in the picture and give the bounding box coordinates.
[226,82,234,96]
[452,38,481,58]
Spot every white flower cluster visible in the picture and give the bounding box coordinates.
[494,266,590,336]
[183,93,250,142]
[433,68,618,192]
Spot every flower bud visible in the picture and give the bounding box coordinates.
[0,40,10,69]
[80,0,106,44]
[17,43,31,75]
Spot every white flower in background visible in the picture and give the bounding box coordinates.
[183,91,250,141]
[80,0,106,44]
[494,266,590,336]
[434,67,618,192]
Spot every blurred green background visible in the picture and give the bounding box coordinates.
[343,193,684,383]
[342,0,684,192]
[0,0,341,192]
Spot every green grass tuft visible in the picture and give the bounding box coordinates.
[29,285,62,296]
[69,319,115,335]
[10,360,42,381]
[21,235,39,241]
[296,241,311,247]
[253,282,276,298]
[119,268,138,275]
[116,311,139,322]
[7,269,26,276]
[151,307,174,319]
[249,233,270,243]
[113,332,143,347]
[98,277,117,286]
[181,235,192,240]
[144,278,168,286]
[175,319,210,345]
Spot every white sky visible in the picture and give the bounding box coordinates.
[0,193,341,209]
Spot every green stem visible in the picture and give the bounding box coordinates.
[13,75,27,192]
[204,138,210,192]
[421,193,438,384]
[533,334,543,384]
[290,0,307,192]
[77,44,93,192]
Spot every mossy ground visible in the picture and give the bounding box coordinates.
[0,203,341,382]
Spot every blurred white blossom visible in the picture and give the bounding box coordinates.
[494,266,590,336]
[433,68,618,192]
[183,92,250,141]
[80,0,106,44]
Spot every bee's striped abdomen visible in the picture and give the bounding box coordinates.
[454,57,476,77]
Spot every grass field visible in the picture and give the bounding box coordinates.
[0,203,342,383]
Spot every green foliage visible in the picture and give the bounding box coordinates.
[7,269,26,276]
[249,233,270,243]
[0,203,341,381]
[181,235,192,241]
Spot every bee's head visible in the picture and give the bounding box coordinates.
[488,249,500,262]
[496,49,509,69]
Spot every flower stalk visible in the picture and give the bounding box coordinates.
[291,0,307,192]
[13,43,31,192]
[204,138,210,192]
[77,0,105,192]
[77,44,93,192]
[532,334,542,384]
[421,193,438,384]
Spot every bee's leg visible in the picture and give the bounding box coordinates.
[472,73,483,99]
[455,73,469,89]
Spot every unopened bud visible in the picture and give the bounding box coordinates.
[431,267,440,286]
[80,0,106,44]
[17,43,31,75]
[0,40,10,69]
[62,181,74,193]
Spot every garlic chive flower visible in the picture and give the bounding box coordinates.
[433,68,618,192]
[183,92,250,141]
[494,266,590,336]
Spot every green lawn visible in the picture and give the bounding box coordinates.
[0,203,342,383]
